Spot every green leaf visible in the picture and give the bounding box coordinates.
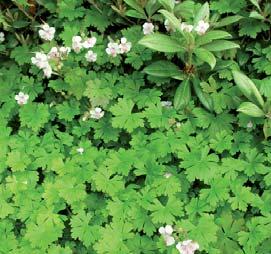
[194,48,216,69]
[70,212,99,247]
[159,10,182,32]
[124,0,145,14]
[10,46,30,65]
[196,30,232,46]
[19,103,50,132]
[203,40,240,52]
[138,34,185,53]
[232,70,264,107]
[110,98,144,132]
[174,79,191,110]
[192,77,213,111]
[194,2,209,24]
[237,102,265,117]
[158,0,174,11]
[214,15,243,28]
[143,60,182,77]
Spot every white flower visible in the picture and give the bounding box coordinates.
[85,50,97,62]
[159,225,175,246]
[43,64,52,78]
[15,92,29,105]
[47,47,60,59]
[59,46,71,56]
[38,23,55,41]
[176,240,200,254]
[161,101,172,108]
[76,147,84,154]
[0,32,4,43]
[72,35,83,53]
[176,122,181,128]
[180,22,194,33]
[143,22,154,35]
[106,42,120,57]
[119,37,132,54]
[164,172,172,178]
[83,37,97,48]
[164,19,176,32]
[31,52,49,69]
[247,121,253,128]
[194,20,209,35]
[90,107,104,119]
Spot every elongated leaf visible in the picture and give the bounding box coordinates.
[124,0,145,14]
[143,60,182,77]
[203,40,239,52]
[125,10,146,19]
[196,30,232,46]
[158,0,174,11]
[194,48,216,69]
[139,34,185,53]
[214,15,243,28]
[194,2,209,24]
[159,10,182,32]
[232,71,264,107]
[174,79,191,110]
[237,102,265,117]
[192,77,213,111]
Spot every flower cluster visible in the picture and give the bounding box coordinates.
[31,52,52,78]
[106,37,132,57]
[159,225,200,254]
[72,35,97,52]
[72,35,98,62]
[38,23,55,41]
[159,225,175,246]
[0,32,4,43]
[15,92,29,105]
[143,19,209,36]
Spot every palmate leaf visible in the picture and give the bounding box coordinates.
[110,98,144,132]
[70,211,100,247]
[178,146,219,183]
[19,103,50,132]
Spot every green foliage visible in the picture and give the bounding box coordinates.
[0,0,271,254]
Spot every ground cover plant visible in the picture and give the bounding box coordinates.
[0,0,271,253]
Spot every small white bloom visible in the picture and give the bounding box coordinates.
[47,47,59,59]
[159,225,175,246]
[76,147,84,154]
[31,52,49,69]
[0,32,4,43]
[38,23,55,41]
[59,46,71,56]
[85,50,97,62]
[119,37,132,54]
[165,235,175,246]
[164,172,173,178]
[176,122,181,128]
[72,35,83,53]
[161,101,173,108]
[43,64,52,78]
[176,240,200,254]
[143,22,154,35]
[15,92,29,105]
[164,19,176,32]
[90,107,104,119]
[180,22,194,33]
[194,20,209,35]
[247,121,253,128]
[83,37,97,48]
[106,42,120,57]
